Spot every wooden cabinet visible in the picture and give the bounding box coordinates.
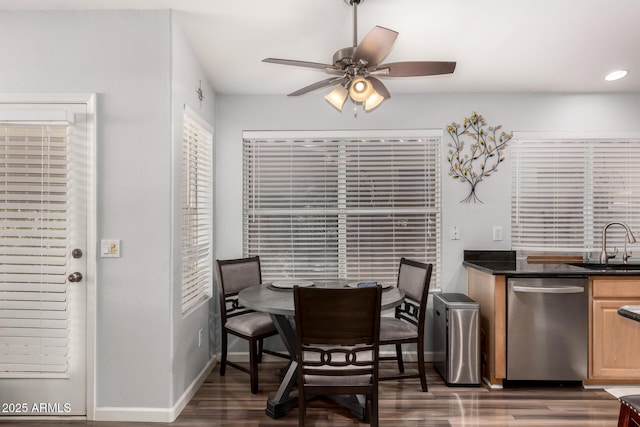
[465,267,640,385]
[467,268,506,386]
[590,277,640,383]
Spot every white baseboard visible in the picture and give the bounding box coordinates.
[94,407,173,423]
[483,377,504,389]
[94,355,217,422]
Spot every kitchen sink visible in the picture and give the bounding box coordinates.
[569,262,640,270]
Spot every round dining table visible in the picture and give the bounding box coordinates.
[238,279,405,420]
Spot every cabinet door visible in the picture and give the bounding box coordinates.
[592,298,640,379]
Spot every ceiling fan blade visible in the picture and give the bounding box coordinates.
[376,61,457,77]
[287,77,346,96]
[263,58,336,70]
[368,76,390,99]
[353,26,398,67]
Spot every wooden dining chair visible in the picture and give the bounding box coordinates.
[618,394,640,426]
[378,258,433,391]
[216,256,287,394]
[294,285,382,427]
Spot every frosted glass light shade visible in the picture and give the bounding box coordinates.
[349,76,373,103]
[364,90,385,111]
[324,85,349,111]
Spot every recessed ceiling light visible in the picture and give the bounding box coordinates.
[604,70,628,81]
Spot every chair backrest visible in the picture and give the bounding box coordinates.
[294,286,382,380]
[395,258,433,328]
[216,256,262,321]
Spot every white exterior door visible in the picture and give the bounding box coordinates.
[0,100,91,416]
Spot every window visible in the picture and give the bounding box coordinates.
[0,120,73,376]
[181,111,213,314]
[511,134,640,253]
[243,130,441,286]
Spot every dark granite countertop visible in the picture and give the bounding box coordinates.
[619,306,640,323]
[463,250,640,277]
[462,259,590,277]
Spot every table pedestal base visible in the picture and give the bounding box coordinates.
[326,394,367,421]
[266,390,299,419]
[265,315,299,419]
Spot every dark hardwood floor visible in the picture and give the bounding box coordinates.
[0,361,623,426]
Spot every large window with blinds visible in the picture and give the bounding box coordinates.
[243,130,441,286]
[512,135,640,252]
[181,112,214,314]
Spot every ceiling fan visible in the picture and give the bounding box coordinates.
[262,0,456,112]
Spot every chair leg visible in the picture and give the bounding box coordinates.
[370,388,379,427]
[258,338,264,363]
[395,343,405,373]
[618,403,631,427]
[220,331,228,376]
[298,384,306,427]
[417,340,428,392]
[249,338,259,394]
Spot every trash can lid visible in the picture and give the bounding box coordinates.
[435,293,479,307]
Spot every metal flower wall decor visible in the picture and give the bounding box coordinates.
[446,112,512,203]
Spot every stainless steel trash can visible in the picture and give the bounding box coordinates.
[433,293,481,386]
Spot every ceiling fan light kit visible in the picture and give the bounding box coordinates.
[263,0,456,114]
[325,78,385,113]
[324,84,349,111]
[364,90,385,111]
[349,76,373,102]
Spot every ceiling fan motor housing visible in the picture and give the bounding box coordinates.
[332,47,355,68]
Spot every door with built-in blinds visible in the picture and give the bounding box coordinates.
[0,103,88,415]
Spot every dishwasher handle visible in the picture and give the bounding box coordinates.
[512,285,585,294]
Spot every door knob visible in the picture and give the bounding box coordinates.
[68,272,83,283]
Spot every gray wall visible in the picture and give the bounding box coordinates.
[215,92,640,351]
[169,14,216,406]
[0,9,214,419]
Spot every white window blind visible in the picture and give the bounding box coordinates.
[592,141,640,245]
[0,123,71,377]
[243,131,441,286]
[512,137,640,252]
[181,113,213,314]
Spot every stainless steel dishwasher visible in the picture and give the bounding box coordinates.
[507,277,588,381]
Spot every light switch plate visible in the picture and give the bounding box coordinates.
[450,226,460,240]
[493,226,503,241]
[101,239,121,258]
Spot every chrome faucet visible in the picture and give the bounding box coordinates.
[600,222,637,264]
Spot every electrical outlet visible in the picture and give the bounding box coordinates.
[198,328,203,347]
[449,226,460,240]
[493,226,503,241]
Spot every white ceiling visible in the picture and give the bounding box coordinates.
[1,0,639,96]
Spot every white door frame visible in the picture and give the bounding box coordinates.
[0,93,97,419]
